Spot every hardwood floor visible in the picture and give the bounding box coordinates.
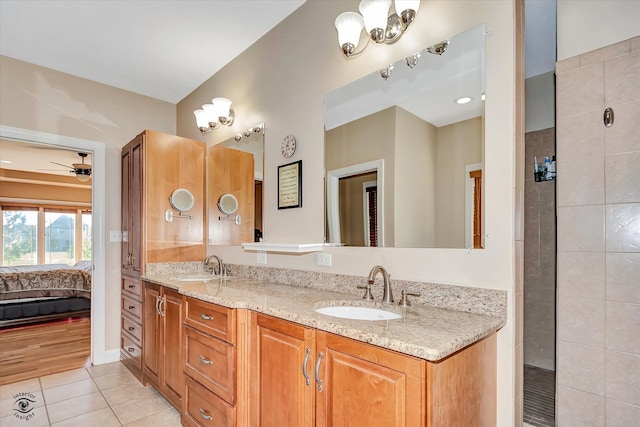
[0,316,91,385]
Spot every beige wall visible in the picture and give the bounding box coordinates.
[435,116,483,248]
[177,1,517,423]
[0,55,176,351]
[394,107,437,248]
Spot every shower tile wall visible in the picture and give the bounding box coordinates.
[556,36,640,426]
[524,127,556,370]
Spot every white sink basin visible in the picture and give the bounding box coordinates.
[315,306,402,321]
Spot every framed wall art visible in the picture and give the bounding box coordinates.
[278,160,302,209]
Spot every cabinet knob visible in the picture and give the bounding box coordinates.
[127,347,134,353]
[128,305,135,310]
[199,313,213,321]
[128,326,135,331]
[199,408,213,421]
[199,355,213,365]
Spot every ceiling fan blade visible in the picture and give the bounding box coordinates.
[50,161,74,169]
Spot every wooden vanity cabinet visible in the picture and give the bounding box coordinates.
[120,277,143,380]
[249,313,496,427]
[142,282,184,410]
[250,313,316,426]
[182,297,248,427]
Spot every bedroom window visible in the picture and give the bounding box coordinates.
[1,205,91,266]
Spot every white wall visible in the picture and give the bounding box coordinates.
[557,0,640,60]
[525,72,555,133]
[177,1,517,424]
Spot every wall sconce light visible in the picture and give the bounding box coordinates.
[193,97,234,133]
[335,0,420,57]
[234,123,264,142]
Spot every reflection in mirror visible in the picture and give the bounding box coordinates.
[218,193,239,215]
[208,124,264,245]
[324,24,485,248]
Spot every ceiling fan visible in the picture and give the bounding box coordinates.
[49,152,92,182]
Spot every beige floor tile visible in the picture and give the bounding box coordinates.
[123,406,181,427]
[111,394,171,425]
[87,361,130,379]
[91,370,138,391]
[51,407,121,427]
[43,378,100,405]
[40,368,91,390]
[101,381,159,407]
[0,407,50,427]
[46,391,109,424]
[0,378,41,400]
[0,390,45,418]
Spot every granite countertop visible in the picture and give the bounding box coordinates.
[142,273,506,362]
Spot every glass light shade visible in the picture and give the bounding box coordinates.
[359,0,392,33]
[394,0,420,15]
[193,109,210,128]
[76,173,91,182]
[335,12,364,49]
[211,97,232,119]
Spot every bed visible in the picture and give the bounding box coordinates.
[0,262,92,327]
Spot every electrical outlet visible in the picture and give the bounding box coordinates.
[317,252,332,267]
[257,251,267,265]
[109,230,122,243]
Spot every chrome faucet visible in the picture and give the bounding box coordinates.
[367,265,394,304]
[204,254,224,276]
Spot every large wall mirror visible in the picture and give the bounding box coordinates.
[207,124,264,245]
[324,24,485,249]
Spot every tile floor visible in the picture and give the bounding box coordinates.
[0,362,181,427]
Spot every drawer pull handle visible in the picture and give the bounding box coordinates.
[315,352,323,392]
[128,326,135,331]
[302,348,311,386]
[128,305,135,310]
[128,284,135,289]
[127,347,134,353]
[199,408,212,421]
[199,313,213,321]
[199,355,213,365]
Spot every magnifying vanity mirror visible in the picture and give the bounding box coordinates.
[208,123,264,244]
[324,24,486,249]
[165,188,195,222]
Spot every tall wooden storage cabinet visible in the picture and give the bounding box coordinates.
[120,130,205,393]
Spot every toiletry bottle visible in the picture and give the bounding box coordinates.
[534,156,543,182]
[548,155,556,180]
[544,157,551,180]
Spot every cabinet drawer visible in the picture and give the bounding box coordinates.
[121,334,142,370]
[183,375,234,427]
[122,295,142,320]
[184,327,236,404]
[184,298,235,344]
[121,316,142,345]
[122,277,142,298]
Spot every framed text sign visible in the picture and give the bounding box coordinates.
[278,160,302,209]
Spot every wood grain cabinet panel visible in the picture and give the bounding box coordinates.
[183,375,235,427]
[142,282,184,411]
[184,298,236,343]
[120,277,143,380]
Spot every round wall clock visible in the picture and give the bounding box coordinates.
[281,134,297,158]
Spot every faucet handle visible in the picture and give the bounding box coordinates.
[357,283,375,300]
[398,289,421,307]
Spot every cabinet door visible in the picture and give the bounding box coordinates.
[315,331,425,427]
[129,135,143,276]
[143,282,161,386]
[162,288,183,406]
[121,146,131,275]
[250,313,315,427]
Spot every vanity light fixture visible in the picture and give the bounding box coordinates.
[335,0,420,57]
[455,96,473,105]
[234,123,264,142]
[194,97,234,134]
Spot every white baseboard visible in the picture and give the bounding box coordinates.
[92,348,121,365]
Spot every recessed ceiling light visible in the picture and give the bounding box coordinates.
[0,160,13,164]
[455,96,472,105]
